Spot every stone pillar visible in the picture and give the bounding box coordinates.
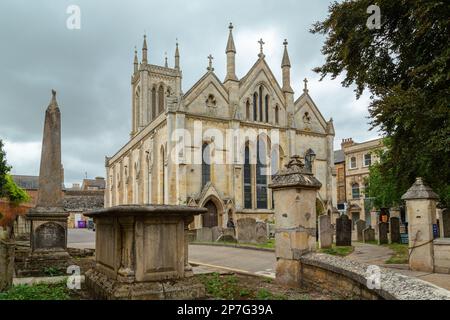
[269,155,322,287]
[401,177,439,272]
[0,237,15,291]
[26,91,69,275]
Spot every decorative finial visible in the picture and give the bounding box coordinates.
[48,89,58,110]
[229,22,233,30]
[283,39,288,47]
[258,38,265,58]
[303,78,309,93]
[207,54,214,72]
[285,155,305,170]
[164,52,168,68]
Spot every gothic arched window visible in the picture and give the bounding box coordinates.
[265,95,269,122]
[158,85,164,114]
[253,93,258,121]
[256,136,268,209]
[352,183,360,199]
[202,143,211,189]
[259,86,263,122]
[243,145,252,209]
[275,105,279,124]
[151,86,156,120]
[246,99,250,120]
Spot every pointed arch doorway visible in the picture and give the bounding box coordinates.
[202,200,218,228]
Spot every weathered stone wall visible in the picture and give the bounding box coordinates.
[299,253,450,300]
[433,239,450,274]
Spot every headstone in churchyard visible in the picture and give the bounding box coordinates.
[196,227,212,242]
[237,217,257,243]
[378,222,388,244]
[442,209,450,238]
[355,219,366,242]
[390,217,401,243]
[255,221,268,244]
[363,226,375,243]
[319,215,333,249]
[336,214,352,246]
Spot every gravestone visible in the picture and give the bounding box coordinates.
[33,222,66,250]
[336,214,352,246]
[196,227,212,242]
[319,215,332,249]
[255,221,268,244]
[363,226,375,243]
[355,219,366,242]
[237,217,257,243]
[390,217,401,243]
[378,222,389,244]
[442,209,450,238]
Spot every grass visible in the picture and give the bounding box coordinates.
[0,281,72,300]
[319,246,353,256]
[200,272,241,300]
[384,243,409,264]
[199,273,288,300]
[43,267,65,277]
[318,244,354,257]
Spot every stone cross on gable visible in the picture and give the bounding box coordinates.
[258,38,265,58]
[303,78,309,93]
[207,54,214,71]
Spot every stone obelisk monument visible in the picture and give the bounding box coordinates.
[26,90,69,273]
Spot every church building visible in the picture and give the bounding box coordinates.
[104,23,336,229]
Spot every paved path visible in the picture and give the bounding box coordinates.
[189,245,276,278]
[68,229,95,249]
[347,242,393,265]
[346,242,450,291]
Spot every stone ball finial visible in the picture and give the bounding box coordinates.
[52,89,56,97]
[286,155,305,169]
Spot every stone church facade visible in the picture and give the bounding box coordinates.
[104,24,336,229]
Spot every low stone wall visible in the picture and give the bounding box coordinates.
[434,239,450,274]
[299,253,450,300]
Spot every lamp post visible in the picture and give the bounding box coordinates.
[305,149,316,173]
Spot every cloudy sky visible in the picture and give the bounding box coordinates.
[0,0,381,186]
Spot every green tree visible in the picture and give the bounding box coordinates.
[365,139,401,209]
[0,139,30,239]
[0,139,11,197]
[312,0,450,207]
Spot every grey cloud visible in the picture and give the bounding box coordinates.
[0,0,379,184]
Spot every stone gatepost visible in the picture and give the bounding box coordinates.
[401,177,439,272]
[84,205,207,299]
[0,233,15,291]
[269,155,322,287]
